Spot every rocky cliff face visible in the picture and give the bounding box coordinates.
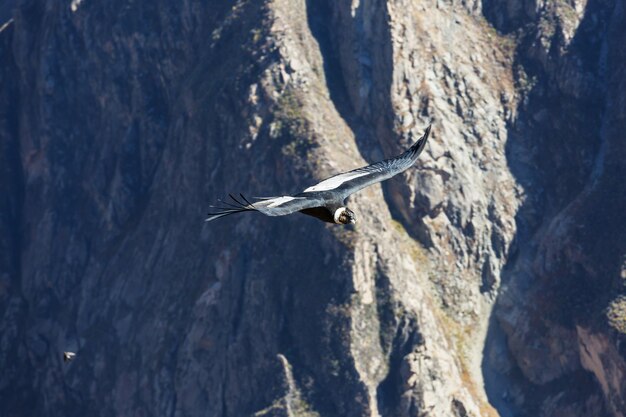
[1,1,624,417]
[481,1,626,416]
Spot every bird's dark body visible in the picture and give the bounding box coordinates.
[298,207,335,223]
[294,192,341,223]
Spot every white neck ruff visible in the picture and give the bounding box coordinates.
[333,207,347,224]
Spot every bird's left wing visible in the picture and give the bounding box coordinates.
[301,125,431,199]
[205,194,327,222]
[253,195,327,216]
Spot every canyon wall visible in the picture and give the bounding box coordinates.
[1,0,624,416]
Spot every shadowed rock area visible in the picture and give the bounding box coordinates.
[0,1,624,416]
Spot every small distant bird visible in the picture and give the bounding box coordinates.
[63,351,76,363]
[206,125,431,225]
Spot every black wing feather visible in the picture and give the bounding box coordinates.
[206,194,328,221]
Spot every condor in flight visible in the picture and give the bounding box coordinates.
[206,125,431,225]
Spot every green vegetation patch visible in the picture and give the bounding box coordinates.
[274,87,308,140]
[390,219,429,265]
[271,86,315,166]
[607,296,626,334]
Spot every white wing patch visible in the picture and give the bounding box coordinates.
[264,196,301,208]
[303,171,370,193]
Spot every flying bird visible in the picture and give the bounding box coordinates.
[63,351,76,363]
[206,125,431,225]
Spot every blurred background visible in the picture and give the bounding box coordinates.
[1,0,625,416]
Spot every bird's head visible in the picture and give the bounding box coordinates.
[334,207,357,225]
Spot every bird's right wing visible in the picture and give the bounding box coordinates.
[205,193,327,222]
[301,125,431,199]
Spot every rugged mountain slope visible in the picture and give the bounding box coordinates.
[0,1,624,417]
[483,1,626,416]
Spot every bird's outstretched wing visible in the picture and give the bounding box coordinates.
[205,193,327,222]
[205,125,430,222]
[301,125,431,199]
